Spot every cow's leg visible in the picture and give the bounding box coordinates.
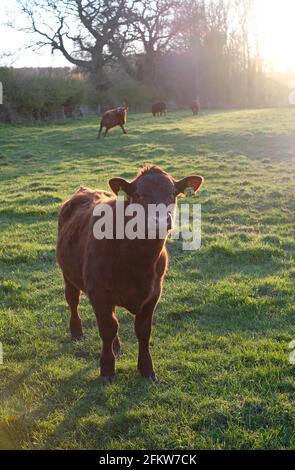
[97,123,103,139]
[103,127,109,138]
[135,292,160,382]
[64,276,83,340]
[89,294,118,382]
[98,309,118,382]
[120,124,127,134]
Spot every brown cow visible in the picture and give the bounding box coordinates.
[191,100,200,115]
[57,165,204,383]
[152,101,167,117]
[97,106,128,139]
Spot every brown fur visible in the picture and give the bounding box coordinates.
[57,165,203,382]
[191,100,200,115]
[97,106,128,139]
[152,101,167,117]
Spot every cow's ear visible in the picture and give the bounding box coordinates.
[109,177,133,196]
[174,175,204,196]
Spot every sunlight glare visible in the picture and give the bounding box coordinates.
[255,0,295,72]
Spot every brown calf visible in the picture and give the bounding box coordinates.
[57,166,203,383]
[97,106,128,139]
[152,101,167,117]
[191,100,200,115]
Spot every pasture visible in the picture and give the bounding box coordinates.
[0,109,294,450]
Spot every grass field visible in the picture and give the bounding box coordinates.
[0,109,295,450]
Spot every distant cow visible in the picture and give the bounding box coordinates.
[191,100,200,115]
[57,165,204,383]
[152,102,167,117]
[97,106,128,139]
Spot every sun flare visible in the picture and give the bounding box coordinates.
[255,0,295,72]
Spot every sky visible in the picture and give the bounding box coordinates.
[0,0,295,72]
[0,0,69,68]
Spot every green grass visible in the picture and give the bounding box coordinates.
[0,109,295,450]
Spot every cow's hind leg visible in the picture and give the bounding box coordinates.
[97,123,103,139]
[64,276,83,340]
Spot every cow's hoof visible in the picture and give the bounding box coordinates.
[71,334,83,342]
[113,344,121,358]
[141,371,157,382]
[101,375,115,385]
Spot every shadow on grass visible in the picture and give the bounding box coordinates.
[40,370,153,449]
[1,343,154,450]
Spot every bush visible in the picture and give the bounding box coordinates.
[0,68,87,120]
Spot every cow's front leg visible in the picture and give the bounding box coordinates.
[134,293,160,382]
[99,309,118,383]
[120,124,127,134]
[90,294,118,383]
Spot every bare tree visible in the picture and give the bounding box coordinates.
[12,0,184,91]
[127,0,180,86]
[0,50,19,66]
[14,0,135,89]
[234,0,255,103]
[173,0,206,98]
[7,0,266,109]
